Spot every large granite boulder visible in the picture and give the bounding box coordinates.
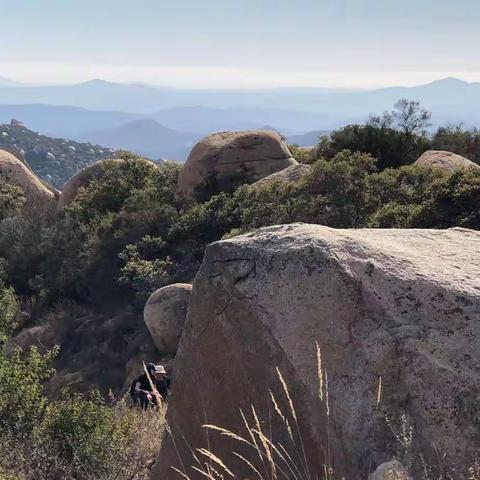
[144,283,192,355]
[176,130,297,199]
[414,150,479,174]
[153,224,480,480]
[0,148,56,213]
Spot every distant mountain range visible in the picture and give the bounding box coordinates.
[0,77,479,161]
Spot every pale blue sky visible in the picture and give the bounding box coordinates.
[1,0,479,87]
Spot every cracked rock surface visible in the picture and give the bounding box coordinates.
[153,223,480,480]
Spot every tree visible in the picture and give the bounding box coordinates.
[432,124,480,165]
[371,99,431,136]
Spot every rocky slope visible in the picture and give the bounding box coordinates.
[154,224,480,479]
[0,120,116,188]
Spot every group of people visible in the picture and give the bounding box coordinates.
[130,363,171,409]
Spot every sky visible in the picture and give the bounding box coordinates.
[0,0,479,88]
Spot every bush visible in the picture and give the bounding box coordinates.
[316,123,430,170]
[0,279,164,480]
[432,125,480,165]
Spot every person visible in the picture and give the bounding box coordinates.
[130,363,171,409]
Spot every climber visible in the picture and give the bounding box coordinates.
[130,363,171,409]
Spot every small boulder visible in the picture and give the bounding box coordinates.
[176,130,297,199]
[144,283,192,355]
[370,460,412,480]
[0,148,56,213]
[414,150,479,174]
[10,325,57,353]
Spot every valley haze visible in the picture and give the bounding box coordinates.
[0,76,479,160]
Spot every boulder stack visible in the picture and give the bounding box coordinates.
[153,224,480,479]
[414,150,479,174]
[176,130,297,199]
[144,283,192,355]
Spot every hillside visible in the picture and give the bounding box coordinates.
[0,120,116,188]
[0,122,479,479]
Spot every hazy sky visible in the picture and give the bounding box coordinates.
[1,0,479,88]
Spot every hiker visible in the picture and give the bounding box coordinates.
[130,363,171,409]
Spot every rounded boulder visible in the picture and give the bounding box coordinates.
[176,130,297,199]
[144,283,192,355]
[370,461,412,480]
[0,148,56,213]
[414,150,480,174]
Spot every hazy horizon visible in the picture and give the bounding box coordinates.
[1,0,479,89]
[1,67,480,90]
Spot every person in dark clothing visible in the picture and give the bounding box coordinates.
[130,363,171,409]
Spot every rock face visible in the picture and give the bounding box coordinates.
[176,130,297,199]
[0,148,56,212]
[414,150,480,173]
[252,163,311,187]
[144,283,192,355]
[370,460,411,480]
[153,224,480,480]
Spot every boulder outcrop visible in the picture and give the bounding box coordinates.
[144,283,192,355]
[153,224,480,480]
[0,148,56,212]
[414,150,479,174]
[176,130,297,199]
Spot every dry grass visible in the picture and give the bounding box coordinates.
[171,344,333,480]
[168,343,479,480]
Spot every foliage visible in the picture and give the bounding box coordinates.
[432,124,480,165]
[369,98,432,136]
[415,168,480,229]
[0,103,479,314]
[316,123,430,170]
[119,239,174,305]
[0,182,25,222]
[0,278,164,480]
[0,264,18,344]
[316,100,432,170]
